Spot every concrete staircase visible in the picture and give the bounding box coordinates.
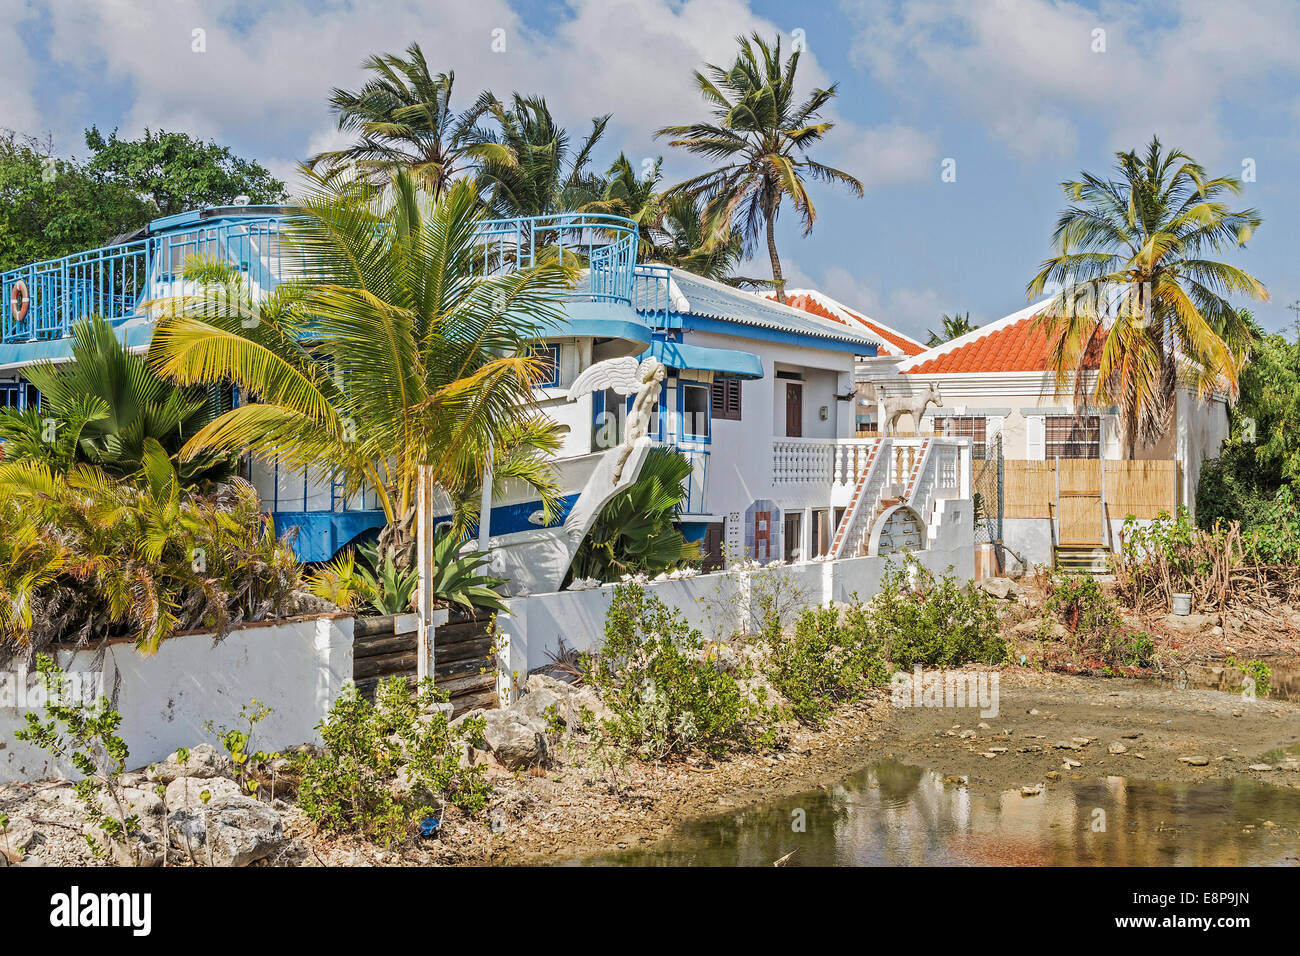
[1053,545,1111,574]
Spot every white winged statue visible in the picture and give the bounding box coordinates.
[568,355,666,481]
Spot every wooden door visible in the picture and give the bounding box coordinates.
[813,509,831,557]
[785,382,802,437]
[703,524,724,571]
[754,510,771,561]
[783,512,802,561]
[1057,459,1103,544]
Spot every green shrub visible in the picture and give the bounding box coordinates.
[581,583,753,760]
[12,655,146,862]
[762,599,889,724]
[1037,570,1156,669]
[1225,655,1272,699]
[295,677,490,845]
[871,562,1006,669]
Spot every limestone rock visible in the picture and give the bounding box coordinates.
[481,710,547,770]
[151,743,231,783]
[167,794,283,867]
[165,775,242,809]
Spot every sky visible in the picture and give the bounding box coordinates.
[3,0,1298,338]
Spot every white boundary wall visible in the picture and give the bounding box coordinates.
[496,501,974,696]
[1,615,354,783]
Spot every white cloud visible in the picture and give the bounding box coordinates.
[844,0,1300,163]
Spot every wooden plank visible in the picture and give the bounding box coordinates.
[436,619,493,645]
[1059,493,1103,544]
[353,615,395,638]
[450,690,499,716]
[435,671,497,696]
[352,634,417,660]
[434,657,491,680]
[438,637,494,663]
[354,651,417,680]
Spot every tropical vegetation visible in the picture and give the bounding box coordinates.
[656,32,863,304]
[308,42,510,194]
[0,441,300,658]
[0,314,231,483]
[1028,137,1267,459]
[148,170,571,562]
[566,446,700,583]
[925,312,978,347]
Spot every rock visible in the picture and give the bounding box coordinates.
[1071,737,1092,747]
[979,577,1019,600]
[1063,758,1082,769]
[481,710,547,770]
[0,816,43,863]
[167,794,283,867]
[1021,786,1043,796]
[165,775,242,809]
[1163,612,1215,633]
[1054,741,1081,750]
[89,786,167,866]
[1108,741,1128,755]
[1178,755,1210,766]
[517,685,565,726]
[151,743,231,783]
[959,730,976,739]
[1249,764,1274,772]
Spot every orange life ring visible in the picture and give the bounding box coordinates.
[10,280,29,323]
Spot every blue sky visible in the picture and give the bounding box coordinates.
[4,0,1297,336]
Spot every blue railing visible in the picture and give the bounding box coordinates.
[633,263,674,332]
[1,210,642,345]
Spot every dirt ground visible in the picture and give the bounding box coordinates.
[298,667,1300,867]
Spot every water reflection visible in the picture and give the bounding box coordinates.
[576,760,1300,867]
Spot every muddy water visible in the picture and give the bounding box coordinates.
[1179,657,1300,703]
[578,759,1300,866]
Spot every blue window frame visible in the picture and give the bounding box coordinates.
[0,380,38,412]
[530,344,561,388]
[679,382,711,442]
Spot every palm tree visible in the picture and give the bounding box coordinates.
[925,312,978,347]
[584,155,747,281]
[308,42,512,192]
[1028,137,1267,458]
[476,94,610,219]
[148,170,573,560]
[0,314,230,483]
[656,32,862,304]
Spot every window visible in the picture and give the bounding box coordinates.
[682,383,710,440]
[1046,415,1100,459]
[710,377,742,420]
[933,415,987,459]
[0,381,38,412]
[530,344,560,388]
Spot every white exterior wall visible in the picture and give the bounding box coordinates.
[496,533,974,681]
[0,615,354,783]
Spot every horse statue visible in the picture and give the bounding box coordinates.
[882,382,943,435]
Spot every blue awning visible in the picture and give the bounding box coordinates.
[639,339,763,379]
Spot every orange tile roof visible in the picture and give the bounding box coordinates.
[770,292,926,357]
[903,316,1103,374]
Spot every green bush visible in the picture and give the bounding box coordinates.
[871,562,1006,669]
[762,600,889,724]
[1037,570,1156,669]
[295,677,490,845]
[581,583,753,760]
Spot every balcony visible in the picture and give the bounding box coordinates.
[1,208,643,346]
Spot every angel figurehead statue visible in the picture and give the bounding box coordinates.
[567,355,667,481]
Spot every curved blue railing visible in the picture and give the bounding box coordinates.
[1,210,641,344]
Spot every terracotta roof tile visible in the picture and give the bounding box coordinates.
[772,292,926,357]
[903,316,1102,374]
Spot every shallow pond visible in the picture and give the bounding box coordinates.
[575,759,1300,866]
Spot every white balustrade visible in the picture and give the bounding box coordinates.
[772,438,878,486]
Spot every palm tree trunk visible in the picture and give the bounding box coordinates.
[766,216,786,305]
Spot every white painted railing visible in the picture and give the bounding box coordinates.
[833,436,970,558]
[772,438,877,487]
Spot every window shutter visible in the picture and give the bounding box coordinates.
[1025,415,1046,461]
[1102,415,1122,459]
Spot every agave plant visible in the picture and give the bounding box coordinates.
[431,530,506,612]
[355,542,420,615]
[567,446,700,583]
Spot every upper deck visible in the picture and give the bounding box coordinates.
[1,205,666,358]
